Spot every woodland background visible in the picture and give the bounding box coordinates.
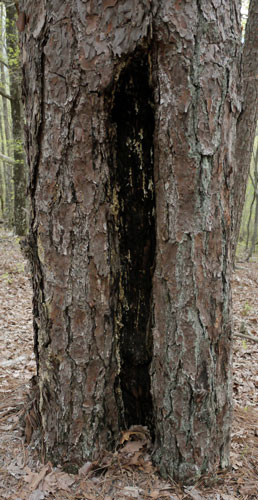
[0,0,257,257]
[0,1,257,499]
[0,0,258,260]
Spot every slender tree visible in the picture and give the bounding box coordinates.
[0,2,14,227]
[20,0,243,483]
[6,2,27,235]
[245,142,258,259]
[233,0,258,261]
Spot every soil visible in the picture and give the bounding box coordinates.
[0,229,257,500]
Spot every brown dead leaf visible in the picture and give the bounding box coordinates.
[81,493,98,500]
[39,471,57,494]
[55,471,75,490]
[79,461,94,476]
[150,491,160,499]
[24,464,51,491]
[41,469,75,493]
[139,459,154,473]
[150,489,175,499]
[221,495,238,500]
[119,485,144,498]
[239,483,258,496]
[120,440,145,454]
[127,451,143,466]
[184,487,205,500]
[120,425,150,444]
[6,462,25,478]
[28,489,45,500]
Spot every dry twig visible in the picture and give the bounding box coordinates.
[234,332,258,343]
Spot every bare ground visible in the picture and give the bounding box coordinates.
[0,229,257,500]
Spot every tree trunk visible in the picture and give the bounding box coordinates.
[20,0,242,483]
[233,0,258,262]
[248,194,258,258]
[6,3,28,236]
[245,144,258,254]
[246,144,258,259]
[0,2,14,227]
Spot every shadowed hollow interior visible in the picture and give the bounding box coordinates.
[108,49,156,434]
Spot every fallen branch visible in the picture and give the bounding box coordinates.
[234,332,258,343]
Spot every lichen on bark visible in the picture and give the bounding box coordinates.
[19,0,243,484]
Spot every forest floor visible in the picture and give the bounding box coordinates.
[0,229,257,500]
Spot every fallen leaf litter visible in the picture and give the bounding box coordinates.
[0,230,257,499]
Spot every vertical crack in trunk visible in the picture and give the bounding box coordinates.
[108,49,155,435]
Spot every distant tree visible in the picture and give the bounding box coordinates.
[0,0,27,234]
[6,2,27,235]
[233,0,258,261]
[20,0,243,484]
[0,1,14,227]
[244,138,258,259]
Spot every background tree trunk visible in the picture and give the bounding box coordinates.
[233,0,258,262]
[0,2,14,227]
[20,0,242,483]
[244,143,258,257]
[6,3,28,235]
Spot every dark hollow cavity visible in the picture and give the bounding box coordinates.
[108,50,156,433]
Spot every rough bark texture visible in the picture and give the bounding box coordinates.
[20,0,242,483]
[233,0,258,262]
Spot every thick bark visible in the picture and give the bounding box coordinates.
[233,0,258,261]
[20,0,241,483]
[6,4,27,235]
